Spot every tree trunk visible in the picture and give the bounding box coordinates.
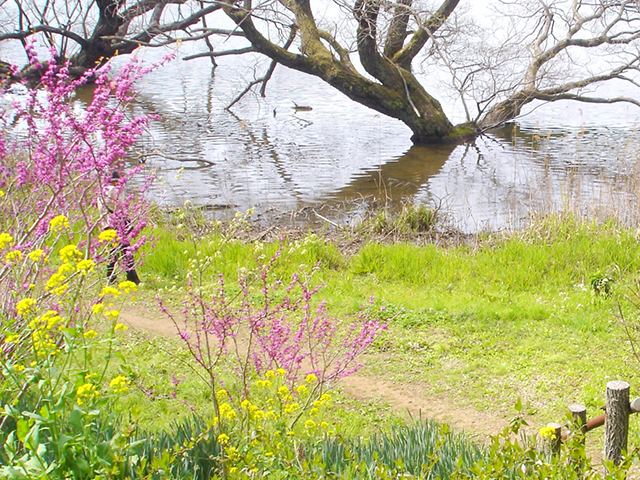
[604,380,630,469]
[479,92,533,130]
[327,67,458,143]
[71,0,125,70]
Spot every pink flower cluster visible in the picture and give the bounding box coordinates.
[0,47,163,319]
[159,251,387,394]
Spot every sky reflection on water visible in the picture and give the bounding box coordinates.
[116,46,640,233]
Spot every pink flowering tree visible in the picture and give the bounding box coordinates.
[0,49,163,478]
[158,246,387,440]
[0,46,158,332]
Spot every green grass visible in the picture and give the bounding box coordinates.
[341,218,640,421]
[136,213,640,431]
[23,211,637,477]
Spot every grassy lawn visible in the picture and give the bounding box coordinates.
[138,213,640,433]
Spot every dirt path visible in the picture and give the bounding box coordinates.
[119,302,505,438]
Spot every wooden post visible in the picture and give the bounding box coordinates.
[547,422,562,456]
[569,404,587,436]
[604,380,631,467]
[568,404,587,473]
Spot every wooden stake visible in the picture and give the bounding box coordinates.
[604,380,631,467]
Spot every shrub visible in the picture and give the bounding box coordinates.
[0,48,162,479]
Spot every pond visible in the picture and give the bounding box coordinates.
[9,41,640,233]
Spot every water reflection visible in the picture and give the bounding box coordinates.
[16,48,640,233]
[333,144,457,203]
[131,53,640,232]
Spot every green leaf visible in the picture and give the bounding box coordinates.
[74,456,91,475]
[514,398,523,412]
[57,433,73,452]
[16,418,30,443]
[39,404,49,419]
[69,408,83,431]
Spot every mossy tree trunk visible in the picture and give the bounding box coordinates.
[222,0,471,144]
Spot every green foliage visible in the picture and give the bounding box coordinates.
[359,204,439,236]
[0,289,142,479]
[308,419,484,478]
[143,207,345,288]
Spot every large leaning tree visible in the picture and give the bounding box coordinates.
[2,0,640,143]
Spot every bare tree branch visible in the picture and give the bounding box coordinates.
[0,24,89,47]
[226,76,264,110]
[392,0,461,69]
[533,92,640,108]
[183,46,254,60]
[3,0,640,143]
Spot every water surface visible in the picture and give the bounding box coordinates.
[6,41,640,233]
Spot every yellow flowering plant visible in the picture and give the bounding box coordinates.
[200,368,338,476]
[0,53,156,479]
[153,233,385,478]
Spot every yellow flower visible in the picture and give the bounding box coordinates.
[16,298,37,316]
[217,433,230,445]
[109,375,130,394]
[313,393,332,408]
[276,368,286,377]
[46,272,65,290]
[304,419,316,429]
[31,310,63,330]
[256,379,272,388]
[4,334,18,344]
[226,447,240,462]
[277,385,289,396]
[58,244,81,263]
[219,403,237,420]
[4,250,22,263]
[216,389,228,400]
[283,402,299,415]
[296,385,309,395]
[77,259,95,273]
[99,229,118,243]
[92,303,105,314]
[57,263,74,275]
[118,280,137,293]
[99,286,121,298]
[105,309,120,319]
[265,370,275,378]
[27,249,45,261]
[539,426,557,440]
[31,329,58,355]
[251,409,264,421]
[0,233,13,250]
[305,373,318,384]
[114,323,128,331]
[52,284,69,295]
[0,189,4,197]
[76,383,98,405]
[83,330,98,339]
[50,215,69,231]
